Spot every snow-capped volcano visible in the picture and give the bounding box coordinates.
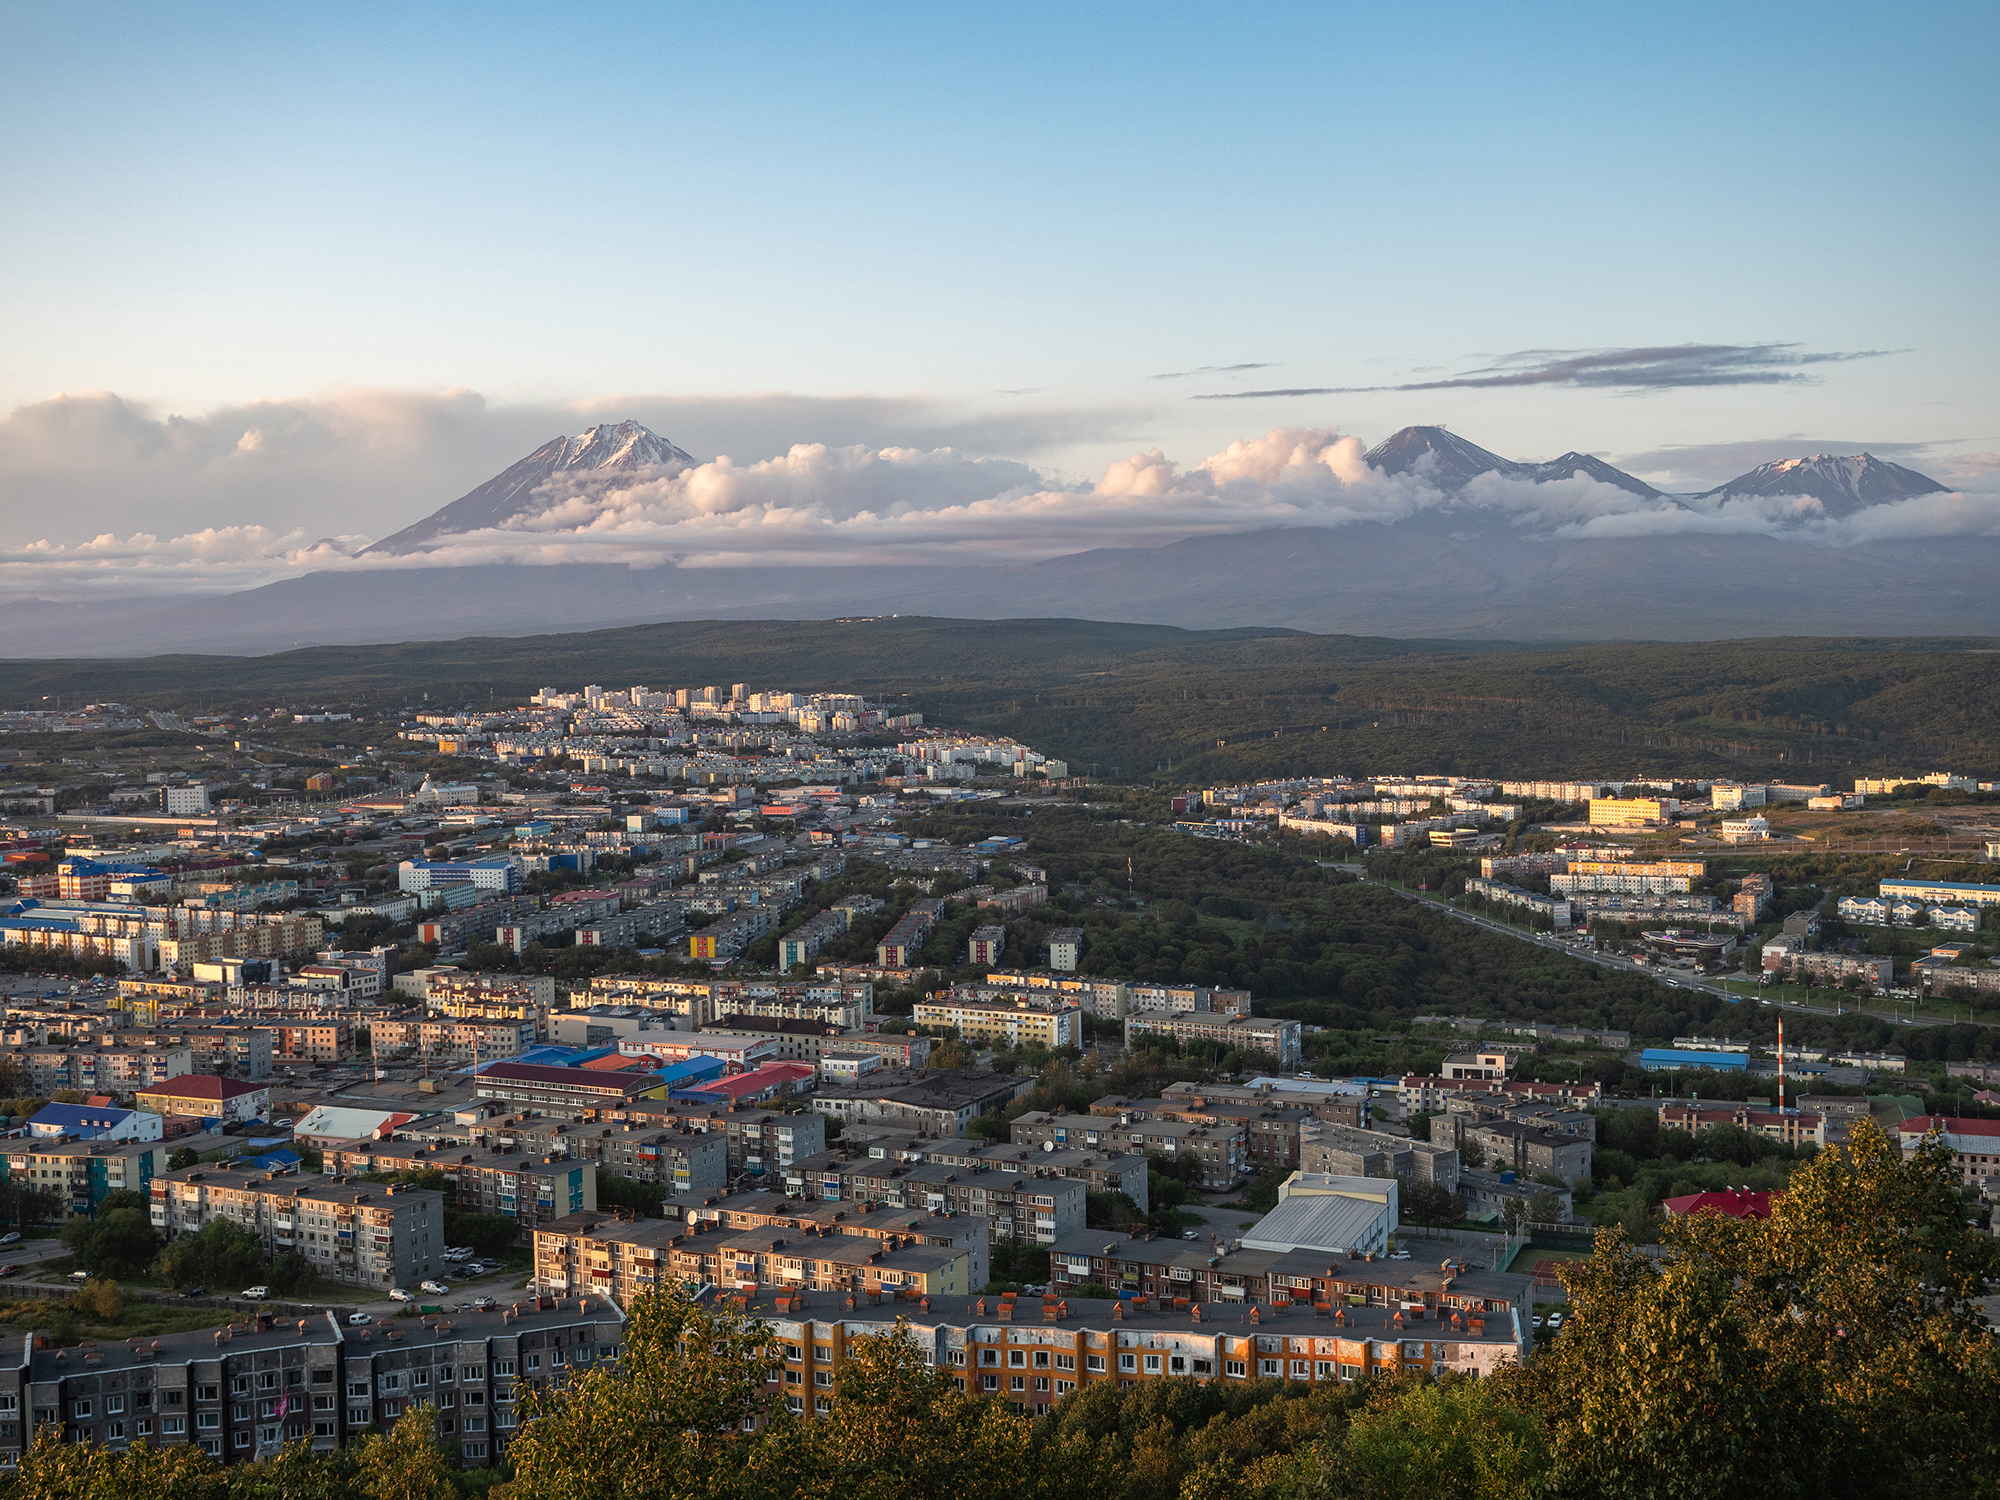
[364,420,695,555]
[1698,453,1946,515]
[1361,425,1661,498]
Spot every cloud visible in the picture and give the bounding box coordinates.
[5,405,1996,598]
[1152,363,1274,380]
[1193,343,1901,398]
[0,387,1148,548]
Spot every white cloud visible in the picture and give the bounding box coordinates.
[4,394,1994,599]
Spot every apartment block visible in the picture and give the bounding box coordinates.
[323,1142,594,1239]
[789,1153,1088,1243]
[1298,1122,1460,1192]
[0,1300,622,1469]
[150,1168,444,1288]
[1453,1119,1593,1189]
[370,1017,535,1065]
[1012,1110,1246,1190]
[1121,1013,1302,1070]
[809,1068,1035,1137]
[913,996,1080,1049]
[0,1138,168,1219]
[434,1115,728,1198]
[1,1040,193,1094]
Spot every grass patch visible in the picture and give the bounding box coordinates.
[1505,1245,1594,1276]
[0,1294,237,1346]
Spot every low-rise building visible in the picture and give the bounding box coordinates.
[472,1061,665,1111]
[134,1075,271,1125]
[809,1069,1033,1137]
[1121,1013,1302,1069]
[1452,1119,1593,1188]
[1298,1122,1459,1192]
[1012,1110,1246,1190]
[1896,1115,2000,1186]
[913,996,1080,1050]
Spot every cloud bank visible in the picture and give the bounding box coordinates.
[6,417,1997,601]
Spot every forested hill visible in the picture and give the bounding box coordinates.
[2,616,1996,781]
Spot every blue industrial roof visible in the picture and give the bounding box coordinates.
[1639,1048,1750,1071]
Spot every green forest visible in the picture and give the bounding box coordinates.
[4,617,1998,780]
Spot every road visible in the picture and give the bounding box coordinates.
[1366,878,1984,1032]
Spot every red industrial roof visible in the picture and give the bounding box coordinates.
[579,1053,651,1072]
[1899,1115,2000,1138]
[687,1063,815,1099]
[1661,1189,1779,1220]
[139,1075,264,1100]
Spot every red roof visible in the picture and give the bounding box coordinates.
[579,1053,651,1072]
[140,1075,264,1100]
[686,1063,815,1099]
[1900,1115,2000,1138]
[1661,1189,1779,1219]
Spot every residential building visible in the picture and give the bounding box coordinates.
[1658,1104,1826,1150]
[1297,1122,1459,1192]
[1879,878,2000,909]
[1047,928,1082,971]
[1121,1013,1302,1069]
[0,1138,168,1219]
[397,859,518,894]
[370,1017,535,1066]
[1162,1078,1369,1129]
[1457,1168,1572,1225]
[134,1075,271,1125]
[913,996,1080,1050]
[0,1040,194,1094]
[875,899,944,967]
[809,1069,1034,1137]
[1089,1095,1314,1173]
[1453,1119,1593,1188]
[1441,1050,1512,1082]
[698,1014,850,1063]
[1734,873,1774,925]
[1463,878,1573,928]
[149,1168,444,1288]
[0,1300,624,1469]
[1587,797,1672,828]
[1395,1075,1603,1114]
[444,1116,729,1197]
[325,1142,595,1238]
[1896,1116,2000,1186]
[26,1101,161,1142]
[1012,1111,1246,1190]
[967,925,1007,966]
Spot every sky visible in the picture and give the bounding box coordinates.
[1,0,1996,592]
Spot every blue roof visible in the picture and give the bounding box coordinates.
[233,1149,303,1172]
[1880,879,2000,897]
[1639,1048,1749,1071]
[29,1102,134,1129]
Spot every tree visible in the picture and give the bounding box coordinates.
[506,1287,782,1500]
[1524,1190,1564,1226]
[73,1276,124,1320]
[1525,1121,2000,1498]
[167,1146,202,1171]
[1400,1179,1457,1231]
[157,1217,263,1291]
[1322,1374,1549,1499]
[352,1403,456,1500]
[60,1190,162,1278]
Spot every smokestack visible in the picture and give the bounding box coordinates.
[1777,1015,1785,1114]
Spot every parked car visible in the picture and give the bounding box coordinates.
[1388,1250,1411,1261]
[420,1280,449,1295]
[347,1313,373,1326]
[471,1296,497,1312]
[1546,1311,1565,1330]
[1182,1230,1200,1241]
[0,1265,17,1278]
[387,1288,414,1303]
[241,1286,269,1301]
[68,1270,90,1282]
[182,1284,207,1298]
[0,1232,20,1245]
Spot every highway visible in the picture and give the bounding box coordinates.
[1364,877,1979,1032]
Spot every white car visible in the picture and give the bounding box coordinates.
[420,1280,450,1295]
[1388,1250,1411,1261]
[1546,1311,1565,1330]
[347,1312,373,1326]
[387,1288,414,1303]
[0,1232,19,1246]
[242,1286,269,1301]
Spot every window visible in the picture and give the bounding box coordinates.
[231,1377,250,1396]
[413,1370,430,1388]
[196,1385,219,1403]
[234,1405,250,1421]
[949,1349,967,1366]
[258,1372,278,1391]
[1055,1354,1075,1372]
[350,1409,372,1426]
[525,1355,541,1372]
[1032,1350,1050,1369]
[981,1374,999,1392]
[1225,1361,1246,1378]
[315,1421,336,1438]
[1008,1350,1026,1368]
[1085,1355,1106,1373]
[461,1364,483,1383]
[493,1360,515,1377]
[106,1396,125,1415]
[109,1422,126,1440]
[1056,1380,1075,1394]
[234,1433,251,1450]
[72,1400,91,1419]
[202,1440,221,1457]
[1143,1355,1162,1374]
[1315,1362,1336,1379]
[313,1368,333,1385]
[813,1346,832,1362]
[167,1390,184,1405]
[1117,1354,1136,1373]
[979,1349,999,1367]
[814,1371,832,1387]
[785,1370,802,1385]
[1034,1377,1050,1392]
[197,1412,220,1430]
[1009,1375,1025,1392]
[464,1390,484,1406]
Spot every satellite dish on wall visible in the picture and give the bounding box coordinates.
[1042,1141,1054,1153]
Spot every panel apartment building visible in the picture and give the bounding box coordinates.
[913,995,1080,1049]
[0,1137,168,1220]
[1011,1110,1247,1191]
[323,1142,596,1239]
[150,1166,445,1289]
[1121,1013,1303,1071]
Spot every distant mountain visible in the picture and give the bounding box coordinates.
[363,419,694,555]
[1518,451,1663,499]
[1699,453,1946,515]
[1361,426,1660,498]
[1362,426,1522,488]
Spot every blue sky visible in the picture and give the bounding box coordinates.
[0,0,1995,564]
